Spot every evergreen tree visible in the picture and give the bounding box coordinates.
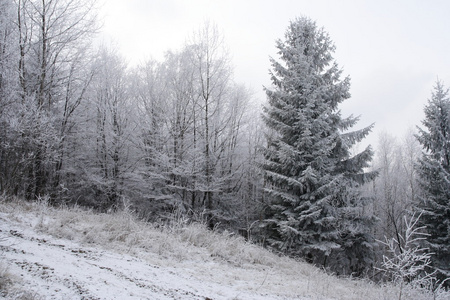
[261,17,376,276]
[416,81,450,287]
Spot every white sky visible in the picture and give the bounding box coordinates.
[98,0,450,148]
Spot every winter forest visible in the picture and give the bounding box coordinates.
[0,0,449,295]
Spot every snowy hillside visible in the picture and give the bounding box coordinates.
[0,199,444,300]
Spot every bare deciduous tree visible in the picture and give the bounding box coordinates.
[1,0,98,200]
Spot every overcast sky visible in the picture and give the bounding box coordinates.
[99,0,450,148]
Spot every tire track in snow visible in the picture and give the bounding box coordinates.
[1,224,209,299]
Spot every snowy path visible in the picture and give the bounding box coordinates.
[2,224,204,299]
[0,215,295,300]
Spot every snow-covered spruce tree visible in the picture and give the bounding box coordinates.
[261,17,377,276]
[416,81,450,287]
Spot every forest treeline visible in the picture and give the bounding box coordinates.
[0,0,448,290]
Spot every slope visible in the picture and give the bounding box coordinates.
[0,198,442,300]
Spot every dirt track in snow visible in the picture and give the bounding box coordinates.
[1,224,214,299]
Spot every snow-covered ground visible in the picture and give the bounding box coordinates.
[1,220,283,299]
[0,199,445,300]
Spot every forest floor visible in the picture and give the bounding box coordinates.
[0,199,444,300]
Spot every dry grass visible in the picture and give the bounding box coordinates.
[0,231,43,299]
[0,260,12,293]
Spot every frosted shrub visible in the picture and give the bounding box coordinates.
[378,213,449,299]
